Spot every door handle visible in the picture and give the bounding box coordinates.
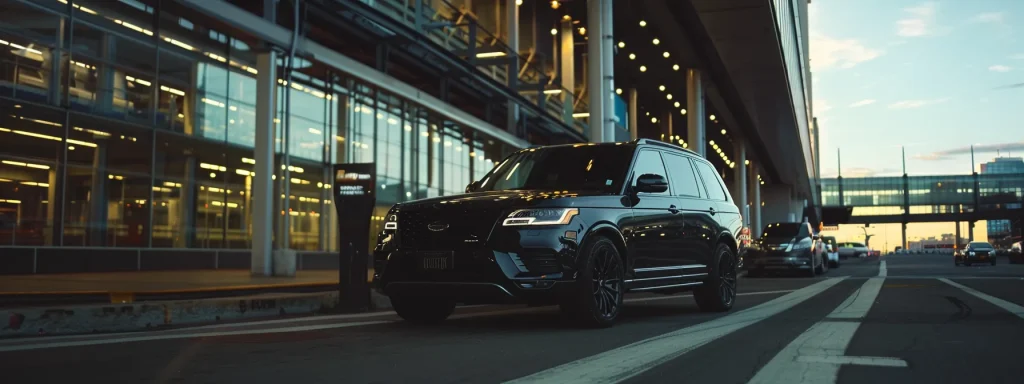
[708,207,716,215]
[668,205,680,214]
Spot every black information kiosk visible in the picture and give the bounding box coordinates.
[332,163,376,313]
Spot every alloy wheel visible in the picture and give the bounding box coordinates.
[719,251,737,307]
[591,245,623,319]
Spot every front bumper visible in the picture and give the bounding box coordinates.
[745,249,814,271]
[959,253,994,263]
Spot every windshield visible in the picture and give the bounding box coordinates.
[969,242,993,249]
[761,223,803,238]
[475,145,633,193]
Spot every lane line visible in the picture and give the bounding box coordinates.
[939,278,1024,320]
[0,290,798,350]
[878,260,887,277]
[503,277,847,384]
[747,277,895,384]
[795,355,908,367]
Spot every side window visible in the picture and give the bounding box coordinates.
[631,150,669,195]
[693,160,728,201]
[799,224,810,238]
[663,153,701,198]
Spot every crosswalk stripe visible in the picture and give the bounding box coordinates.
[747,277,893,384]
[940,278,1024,320]
[503,277,848,384]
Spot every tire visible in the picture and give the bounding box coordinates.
[694,243,738,313]
[391,296,456,325]
[561,236,624,328]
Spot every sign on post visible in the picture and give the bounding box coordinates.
[333,163,376,313]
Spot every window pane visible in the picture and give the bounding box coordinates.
[631,150,668,195]
[0,105,64,246]
[694,160,727,201]
[663,154,701,198]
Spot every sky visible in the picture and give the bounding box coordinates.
[808,0,1024,178]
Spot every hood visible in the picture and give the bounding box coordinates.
[395,189,615,212]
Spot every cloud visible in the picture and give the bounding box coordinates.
[989,65,1012,72]
[1013,53,1024,60]
[888,98,950,109]
[814,99,833,115]
[848,99,876,108]
[915,142,1024,161]
[897,3,936,37]
[810,34,883,70]
[994,82,1024,90]
[970,12,1005,24]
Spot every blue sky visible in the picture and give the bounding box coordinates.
[809,0,1024,177]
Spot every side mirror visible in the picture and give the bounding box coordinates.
[465,180,482,193]
[635,174,669,193]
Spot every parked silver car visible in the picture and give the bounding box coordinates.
[837,242,869,259]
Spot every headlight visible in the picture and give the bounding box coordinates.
[502,208,579,226]
[384,213,398,230]
[969,251,975,256]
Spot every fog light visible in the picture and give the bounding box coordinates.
[564,231,577,240]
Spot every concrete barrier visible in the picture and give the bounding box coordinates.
[1,291,342,338]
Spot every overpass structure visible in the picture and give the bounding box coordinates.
[820,173,1024,248]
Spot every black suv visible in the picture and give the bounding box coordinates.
[373,140,743,327]
[744,222,827,277]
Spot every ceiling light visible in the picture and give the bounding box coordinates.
[639,20,647,27]
[616,88,623,95]
[680,109,687,115]
[721,129,727,135]
[710,114,717,121]
[666,94,673,100]
[659,85,666,91]
[652,38,660,45]
[745,160,750,165]
[563,15,571,21]
[646,112,650,116]
[516,0,522,5]
[709,140,716,146]
[578,27,587,35]
[674,101,681,108]
[651,117,658,123]
[551,1,560,9]
[629,53,636,60]
[618,41,625,48]
[663,51,670,58]
[673,64,680,71]
[639,65,647,72]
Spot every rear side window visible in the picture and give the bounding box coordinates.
[693,160,728,201]
[631,150,669,195]
[662,153,701,197]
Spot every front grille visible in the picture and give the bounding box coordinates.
[398,207,500,250]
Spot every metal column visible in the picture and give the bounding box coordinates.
[736,142,748,227]
[559,16,574,118]
[506,0,520,135]
[686,69,705,157]
[628,88,638,140]
[252,50,278,276]
[750,163,761,237]
[586,0,605,142]
[601,0,615,142]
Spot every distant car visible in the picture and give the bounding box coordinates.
[955,241,997,266]
[744,222,828,277]
[837,242,869,259]
[1009,241,1023,264]
[822,236,840,268]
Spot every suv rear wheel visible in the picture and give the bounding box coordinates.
[694,244,737,312]
[391,296,456,324]
[561,236,624,328]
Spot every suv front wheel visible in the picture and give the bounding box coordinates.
[561,236,624,328]
[694,244,737,312]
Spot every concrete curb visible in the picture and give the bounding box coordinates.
[2,291,342,338]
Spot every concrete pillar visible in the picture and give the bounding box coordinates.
[559,16,574,123]
[761,184,794,226]
[45,169,58,246]
[686,69,706,157]
[89,141,108,246]
[955,221,961,249]
[174,156,196,248]
[48,18,65,105]
[968,221,975,242]
[902,222,907,250]
[735,143,748,226]
[600,0,615,142]
[586,0,606,142]
[628,88,638,140]
[750,164,761,237]
[252,50,277,276]
[663,112,673,141]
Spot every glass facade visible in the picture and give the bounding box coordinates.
[0,0,516,252]
[820,174,1024,218]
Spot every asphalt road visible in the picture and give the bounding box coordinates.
[2,254,1023,384]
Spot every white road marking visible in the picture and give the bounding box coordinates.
[0,320,392,353]
[878,260,887,277]
[747,277,896,384]
[795,355,908,367]
[940,278,1024,320]
[503,277,847,384]
[0,290,797,351]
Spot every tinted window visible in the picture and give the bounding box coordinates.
[762,223,802,238]
[693,160,727,201]
[631,150,669,195]
[662,153,701,197]
[476,145,633,193]
[969,242,993,249]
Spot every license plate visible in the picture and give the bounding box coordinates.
[418,251,453,270]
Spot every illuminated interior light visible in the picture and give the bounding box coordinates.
[663,51,670,58]
[201,98,226,108]
[721,129,727,135]
[639,65,647,72]
[659,85,666,91]
[639,20,647,27]
[115,20,154,36]
[572,112,590,118]
[205,52,227,62]
[618,41,625,48]
[651,117,658,123]
[652,38,660,45]
[673,64,680,71]
[550,28,558,36]
[615,88,623,95]
[162,37,194,51]
[629,53,636,60]
[476,51,507,58]
[710,114,717,120]
[666,94,673,100]
[160,85,185,96]
[674,101,681,108]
